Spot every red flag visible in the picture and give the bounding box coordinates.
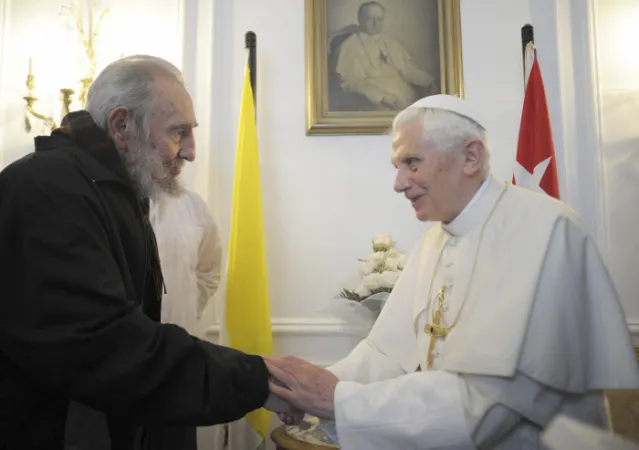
[512,56,560,199]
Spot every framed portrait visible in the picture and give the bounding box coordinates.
[305,0,463,135]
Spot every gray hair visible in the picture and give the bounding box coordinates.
[86,55,184,138]
[392,107,492,176]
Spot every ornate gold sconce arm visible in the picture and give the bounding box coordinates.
[23,97,55,132]
[23,73,75,132]
[23,73,56,132]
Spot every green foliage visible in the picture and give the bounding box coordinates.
[339,288,362,301]
[339,287,392,302]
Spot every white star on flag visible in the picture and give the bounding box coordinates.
[513,156,553,194]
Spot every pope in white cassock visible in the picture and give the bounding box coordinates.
[266,95,639,449]
[334,1,435,111]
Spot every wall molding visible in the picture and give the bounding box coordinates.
[206,317,366,337]
[207,317,639,337]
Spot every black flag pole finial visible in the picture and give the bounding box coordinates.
[521,24,535,84]
[521,24,534,46]
[245,31,257,110]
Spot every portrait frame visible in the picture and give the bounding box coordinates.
[305,0,464,136]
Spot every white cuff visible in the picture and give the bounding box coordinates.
[334,371,474,449]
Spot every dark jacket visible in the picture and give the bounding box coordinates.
[0,111,270,450]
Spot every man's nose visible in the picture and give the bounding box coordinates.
[394,171,408,193]
[181,138,196,162]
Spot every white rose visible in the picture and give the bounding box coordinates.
[354,284,371,298]
[358,259,377,276]
[386,248,400,258]
[370,251,387,263]
[362,272,382,291]
[379,270,400,289]
[372,233,393,251]
[385,257,400,271]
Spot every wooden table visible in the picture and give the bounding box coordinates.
[605,389,639,444]
[271,424,340,450]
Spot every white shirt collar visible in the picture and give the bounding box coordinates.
[358,31,384,44]
[441,176,503,237]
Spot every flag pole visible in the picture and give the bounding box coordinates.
[245,31,257,114]
[521,24,535,87]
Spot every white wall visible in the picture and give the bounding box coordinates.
[592,0,639,341]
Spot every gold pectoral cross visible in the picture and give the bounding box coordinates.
[424,286,449,368]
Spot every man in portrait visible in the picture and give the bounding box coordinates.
[330,1,437,112]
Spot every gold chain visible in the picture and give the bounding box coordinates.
[424,183,509,333]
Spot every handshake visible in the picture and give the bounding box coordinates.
[261,355,339,425]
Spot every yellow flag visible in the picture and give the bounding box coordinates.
[225,62,273,437]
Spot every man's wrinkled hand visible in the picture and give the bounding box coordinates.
[264,392,296,414]
[263,378,305,425]
[264,355,339,421]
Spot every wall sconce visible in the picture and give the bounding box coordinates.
[23,1,109,133]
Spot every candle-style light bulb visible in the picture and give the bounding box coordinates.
[28,57,33,75]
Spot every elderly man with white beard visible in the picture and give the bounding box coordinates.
[0,55,292,450]
[267,95,639,449]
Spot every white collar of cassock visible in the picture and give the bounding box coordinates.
[357,31,384,44]
[441,176,497,237]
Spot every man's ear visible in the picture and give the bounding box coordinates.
[462,139,485,176]
[107,107,131,150]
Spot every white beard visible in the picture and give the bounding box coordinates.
[117,140,184,199]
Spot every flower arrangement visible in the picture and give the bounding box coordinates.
[339,233,407,302]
